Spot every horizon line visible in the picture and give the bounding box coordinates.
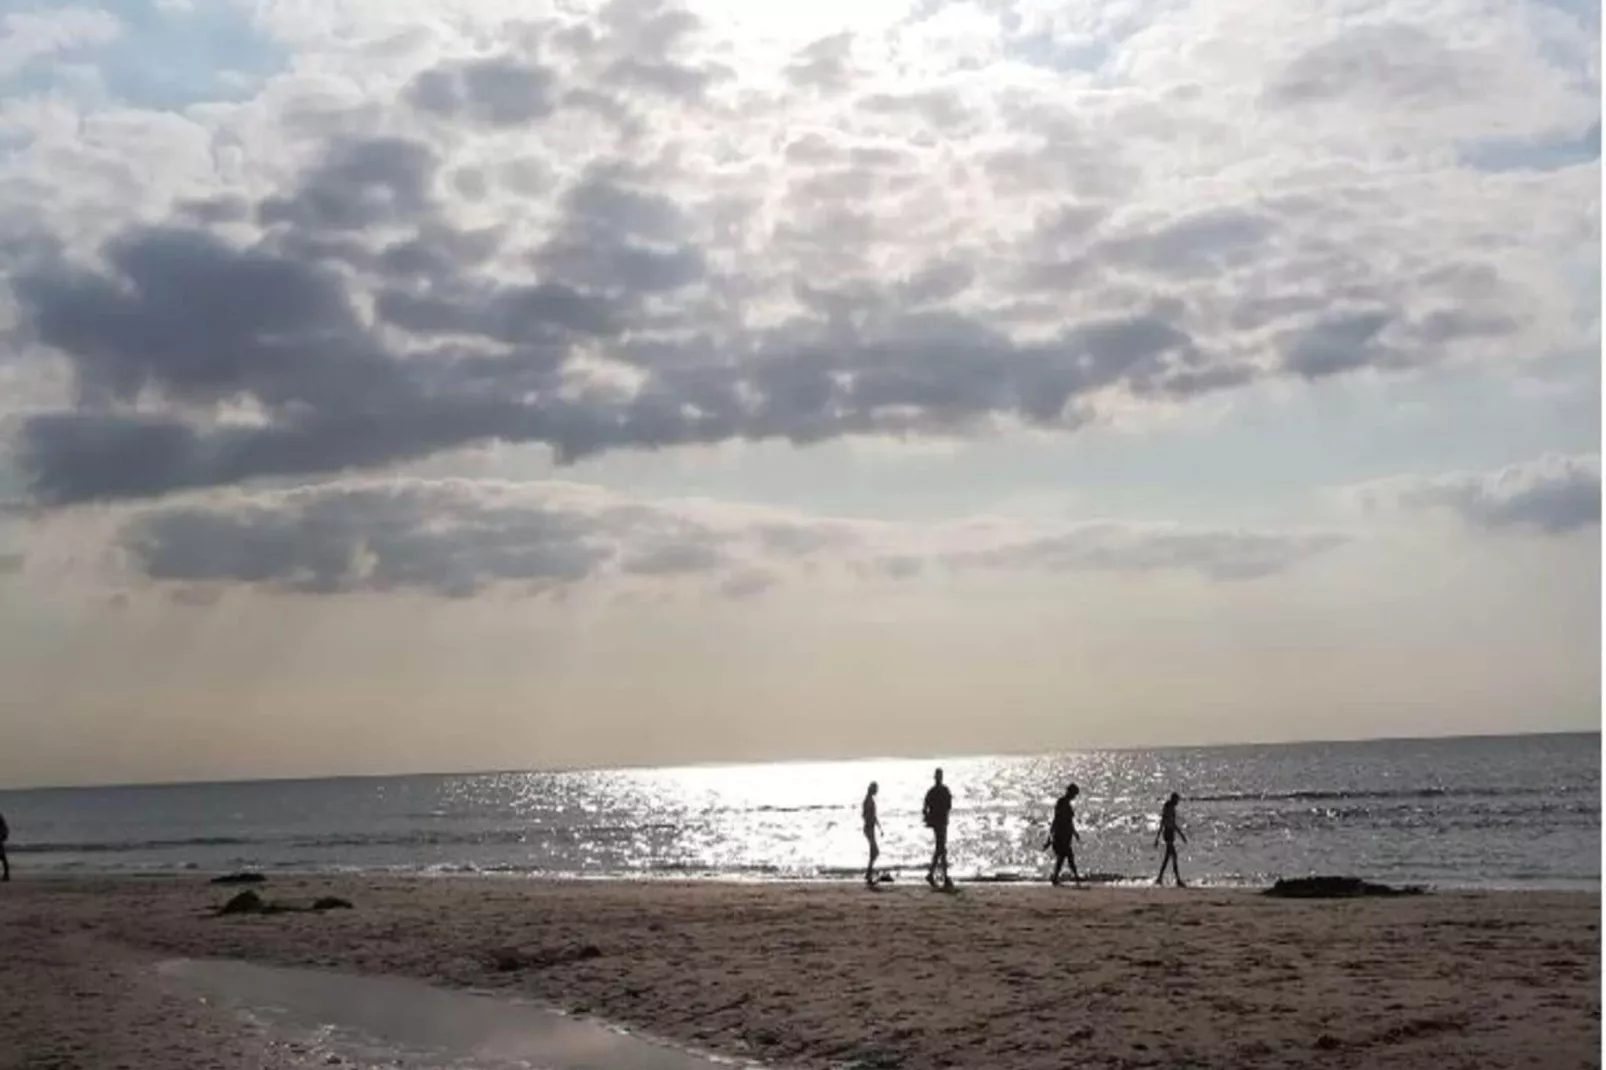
[2,726,1597,794]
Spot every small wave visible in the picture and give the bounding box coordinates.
[14,822,695,856]
[1188,785,1573,804]
[12,835,255,855]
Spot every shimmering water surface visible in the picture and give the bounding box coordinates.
[4,733,1598,889]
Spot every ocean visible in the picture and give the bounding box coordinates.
[3,732,1598,890]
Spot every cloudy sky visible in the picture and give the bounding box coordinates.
[0,0,1598,787]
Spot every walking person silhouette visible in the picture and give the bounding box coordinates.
[1154,792,1187,887]
[1047,783,1081,886]
[862,782,882,886]
[923,768,953,890]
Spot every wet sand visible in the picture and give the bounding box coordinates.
[0,875,1598,1069]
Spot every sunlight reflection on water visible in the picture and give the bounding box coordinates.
[11,735,1599,888]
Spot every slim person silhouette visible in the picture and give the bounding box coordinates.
[1154,792,1187,887]
[862,781,882,886]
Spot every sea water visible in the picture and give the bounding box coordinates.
[4,733,1598,890]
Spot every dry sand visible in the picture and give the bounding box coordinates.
[0,875,1597,1069]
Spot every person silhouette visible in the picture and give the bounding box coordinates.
[862,782,882,886]
[1154,792,1187,887]
[1047,783,1082,886]
[1,811,9,882]
[923,768,953,889]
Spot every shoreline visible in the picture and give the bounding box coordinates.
[1,875,1599,1069]
[15,864,1604,895]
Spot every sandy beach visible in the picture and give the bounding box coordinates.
[0,875,1597,1069]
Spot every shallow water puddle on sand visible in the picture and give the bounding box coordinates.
[157,959,746,1070]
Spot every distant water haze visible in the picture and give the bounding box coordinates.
[2,733,1596,890]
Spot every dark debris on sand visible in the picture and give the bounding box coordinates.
[215,890,354,916]
[209,872,267,885]
[1263,876,1425,899]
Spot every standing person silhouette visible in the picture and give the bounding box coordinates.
[862,782,882,886]
[923,768,953,889]
[0,811,9,882]
[1154,792,1187,887]
[1048,783,1082,886]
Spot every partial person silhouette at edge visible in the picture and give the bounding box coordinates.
[923,768,953,890]
[1,810,9,882]
[1154,792,1186,887]
[862,781,881,887]
[1047,783,1081,886]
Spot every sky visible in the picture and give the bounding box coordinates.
[0,0,1598,788]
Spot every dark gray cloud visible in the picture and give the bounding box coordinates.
[534,172,708,295]
[15,225,393,409]
[259,138,438,232]
[1361,454,1602,535]
[406,56,558,126]
[9,135,1255,504]
[4,216,1270,502]
[113,480,759,597]
[621,540,727,576]
[111,480,1348,598]
[121,483,618,597]
[1281,309,1397,379]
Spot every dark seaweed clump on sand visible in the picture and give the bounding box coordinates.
[215,890,354,915]
[1264,876,1425,899]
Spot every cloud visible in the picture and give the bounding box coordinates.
[941,524,1350,582]
[1354,454,1602,535]
[107,479,1349,598]
[785,32,855,92]
[120,482,615,597]
[405,56,558,126]
[0,0,1595,507]
[1264,23,1477,109]
[0,8,119,79]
